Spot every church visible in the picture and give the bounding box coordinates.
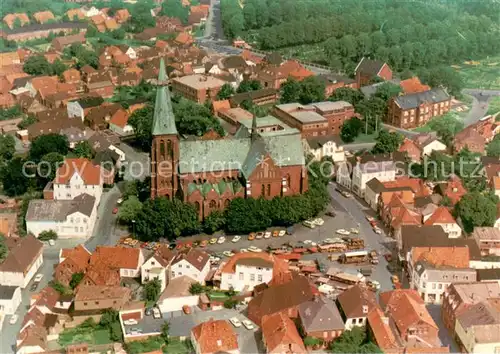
[150,59,308,219]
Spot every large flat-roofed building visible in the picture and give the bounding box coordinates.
[171,74,226,103]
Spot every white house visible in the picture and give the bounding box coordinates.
[0,236,43,288]
[109,109,135,136]
[364,178,386,211]
[351,155,396,197]
[305,136,345,163]
[420,137,447,156]
[120,46,137,60]
[411,261,476,304]
[157,275,199,313]
[337,284,377,330]
[423,206,462,238]
[53,158,103,204]
[141,246,175,292]
[170,249,210,285]
[26,194,97,238]
[336,160,352,189]
[220,252,286,292]
[82,6,100,17]
[0,286,22,315]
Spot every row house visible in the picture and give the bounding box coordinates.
[1,22,87,42]
[337,284,378,330]
[191,319,239,354]
[262,312,307,354]
[365,176,430,211]
[67,95,104,121]
[387,88,451,129]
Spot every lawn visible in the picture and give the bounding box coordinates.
[208,290,229,301]
[454,55,500,89]
[487,96,500,116]
[352,133,376,144]
[58,328,111,347]
[164,339,193,354]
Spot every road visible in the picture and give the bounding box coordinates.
[462,89,500,126]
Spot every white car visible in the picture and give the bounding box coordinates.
[303,220,316,229]
[323,238,334,244]
[124,319,138,326]
[256,232,264,239]
[223,251,235,257]
[9,314,18,324]
[313,218,324,226]
[311,242,317,247]
[242,319,254,330]
[217,236,226,244]
[240,248,248,253]
[248,246,262,253]
[366,215,375,222]
[117,198,124,205]
[350,228,359,234]
[264,231,272,239]
[373,227,382,234]
[229,317,242,328]
[278,230,286,237]
[303,240,312,245]
[153,308,162,319]
[232,235,241,243]
[209,256,221,262]
[336,229,351,236]
[48,239,55,246]
[34,274,43,283]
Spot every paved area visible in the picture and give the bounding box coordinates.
[427,304,459,352]
[119,142,150,181]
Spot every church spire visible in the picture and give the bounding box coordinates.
[152,58,177,136]
[251,113,258,142]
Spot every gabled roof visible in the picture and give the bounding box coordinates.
[54,158,102,185]
[60,245,91,269]
[0,236,43,273]
[221,252,287,278]
[399,77,430,94]
[355,57,387,76]
[298,296,344,332]
[423,206,456,225]
[90,246,142,270]
[337,284,378,319]
[394,88,450,110]
[33,11,55,24]
[410,246,470,268]
[171,248,210,271]
[192,320,239,353]
[159,275,195,300]
[367,307,400,350]
[262,312,306,353]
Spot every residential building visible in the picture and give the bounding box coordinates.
[441,282,500,332]
[109,108,135,136]
[304,136,345,163]
[220,252,288,292]
[399,77,430,94]
[387,88,451,129]
[454,299,500,353]
[255,58,311,90]
[170,248,210,284]
[3,13,30,29]
[67,96,104,121]
[337,284,378,330]
[54,245,91,286]
[0,285,22,315]
[73,285,131,312]
[434,175,467,205]
[1,22,87,42]
[171,74,226,103]
[247,275,313,325]
[399,134,447,162]
[150,59,308,219]
[229,88,278,107]
[380,289,441,347]
[411,261,476,304]
[0,236,43,288]
[423,206,462,238]
[157,275,199,313]
[90,246,144,278]
[298,296,345,344]
[262,312,307,354]
[33,11,55,24]
[367,307,403,353]
[472,227,500,256]
[354,57,393,87]
[26,194,97,238]
[191,319,239,354]
[476,268,500,285]
[318,73,357,96]
[141,245,175,291]
[454,127,487,155]
[350,153,400,197]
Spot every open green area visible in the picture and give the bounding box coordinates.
[352,133,376,144]
[277,43,327,65]
[164,339,193,354]
[487,97,500,116]
[58,328,111,347]
[125,337,164,354]
[455,55,500,90]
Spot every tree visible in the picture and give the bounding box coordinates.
[329,327,382,353]
[128,106,154,150]
[298,76,326,104]
[340,117,363,143]
[49,280,70,295]
[189,282,205,295]
[127,2,156,32]
[203,210,226,234]
[118,196,143,224]
[223,299,238,309]
[38,152,64,183]
[100,308,119,327]
[160,321,170,344]
[72,141,94,159]
[487,135,500,157]
[0,134,16,162]
[52,59,67,76]
[373,82,402,102]
[372,130,404,154]
[110,28,126,40]
[329,87,365,106]
[29,134,69,162]
[18,115,37,129]
[280,78,302,103]
[69,272,84,289]
[455,192,497,233]
[23,55,51,75]
[0,157,31,196]
[160,0,189,24]
[427,113,464,147]
[0,234,7,263]
[237,79,262,93]
[216,83,235,100]
[38,230,58,241]
[144,278,161,303]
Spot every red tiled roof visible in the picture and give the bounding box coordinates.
[109,108,129,128]
[262,312,306,353]
[114,9,130,23]
[105,19,119,30]
[90,246,142,270]
[411,246,470,268]
[175,32,193,45]
[424,207,456,226]
[55,158,102,185]
[367,307,400,350]
[383,177,430,197]
[91,15,106,25]
[399,77,430,94]
[192,320,239,353]
[33,11,55,24]
[66,9,85,20]
[62,69,81,83]
[0,52,21,68]
[3,13,30,29]
[60,245,91,269]
[212,99,230,113]
[31,76,58,92]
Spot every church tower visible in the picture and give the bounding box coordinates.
[150,58,179,199]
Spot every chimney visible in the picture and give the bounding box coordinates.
[362,305,369,314]
[382,316,389,325]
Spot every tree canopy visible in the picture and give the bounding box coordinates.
[340,117,363,143]
[29,134,69,162]
[216,83,235,100]
[455,191,498,233]
[329,327,382,353]
[280,77,325,105]
[427,113,464,147]
[372,129,404,154]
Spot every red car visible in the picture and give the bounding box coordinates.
[112,207,118,214]
[184,242,192,249]
[176,243,184,250]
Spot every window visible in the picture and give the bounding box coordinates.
[267,184,271,196]
[261,184,265,196]
[178,264,182,268]
[186,265,190,269]
[250,274,255,281]
[438,284,442,290]
[228,274,232,280]
[178,272,182,276]
[239,272,244,280]
[432,283,436,289]
[83,302,87,306]
[323,331,328,338]
[171,271,175,277]
[95,301,99,305]
[258,274,262,282]
[160,140,165,156]
[151,261,155,266]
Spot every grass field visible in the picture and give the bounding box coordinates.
[488,96,500,116]
[352,133,376,144]
[164,339,192,354]
[58,328,111,347]
[454,55,500,89]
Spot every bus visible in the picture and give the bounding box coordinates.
[339,250,369,264]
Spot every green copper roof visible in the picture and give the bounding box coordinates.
[152,58,178,136]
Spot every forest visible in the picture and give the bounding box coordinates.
[221,0,500,73]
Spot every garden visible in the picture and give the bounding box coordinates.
[455,55,500,90]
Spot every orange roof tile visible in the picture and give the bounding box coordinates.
[288,67,314,81]
[33,11,55,24]
[175,32,193,45]
[128,103,146,114]
[62,69,81,83]
[30,75,58,92]
[60,245,91,269]
[91,15,106,25]
[66,9,85,20]
[114,9,130,23]
[367,307,400,350]
[411,246,470,268]
[261,312,306,353]
[82,264,121,287]
[155,40,168,49]
[3,13,30,29]
[105,19,119,30]
[90,246,142,270]
[494,176,500,191]
[192,320,239,353]
[55,158,102,185]
[109,108,129,128]
[221,252,288,275]
[424,207,456,226]
[0,93,16,107]
[399,77,430,94]
[212,99,230,113]
[383,177,430,197]
[0,52,21,68]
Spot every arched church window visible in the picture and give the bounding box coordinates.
[261,184,265,196]
[160,141,165,157]
[209,200,216,209]
[267,184,271,196]
[194,201,200,211]
[224,199,230,208]
[167,140,173,158]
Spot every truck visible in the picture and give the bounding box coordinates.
[346,238,365,250]
[339,250,369,264]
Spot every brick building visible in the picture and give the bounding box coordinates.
[151,60,308,219]
[387,88,451,129]
[354,57,393,87]
[0,22,87,42]
[171,74,225,103]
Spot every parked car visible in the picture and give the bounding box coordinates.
[153,308,162,319]
[242,320,254,330]
[34,274,43,283]
[248,233,255,241]
[373,227,382,234]
[209,238,218,244]
[326,210,336,217]
[145,307,153,316]
[30,282,39,292]
[264,231,272,238]
[176,243,184,250]
[303,220,316,229]
[182,305,191,314]
[248,246,262,252]
[124,319,138,325]
[217,236,226,244]
[232,235,241,243]
[223,251,235,257]
[278,230,286,237]
[384,253,393,262]
[336,229,350,236]
[350,228,359,234]
[286,227,294,235]
[313,218,324,226]
[48,239,55,246]
[391,275,399,284]
[240,248,248,253]
[112,207,118,214]
[366,215,375,222]
[200,240,208,247]
[272,230,279,237]
[229,317,242,327]
[9,314,18,324]
[256,232,264,239]
[117,198,123,205]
